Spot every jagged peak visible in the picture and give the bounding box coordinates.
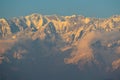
[28,13,42,17]
[111,15,120,18]
[0,18,9,27]
[0,18,7,22]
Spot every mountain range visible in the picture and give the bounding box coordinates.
[0,13,120,80]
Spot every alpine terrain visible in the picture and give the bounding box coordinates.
[0,13,120,80]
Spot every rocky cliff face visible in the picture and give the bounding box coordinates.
[0,14,120,80]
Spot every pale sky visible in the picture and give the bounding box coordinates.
[0,0,120,18]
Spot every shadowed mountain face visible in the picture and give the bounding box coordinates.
[0,14,120,80]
